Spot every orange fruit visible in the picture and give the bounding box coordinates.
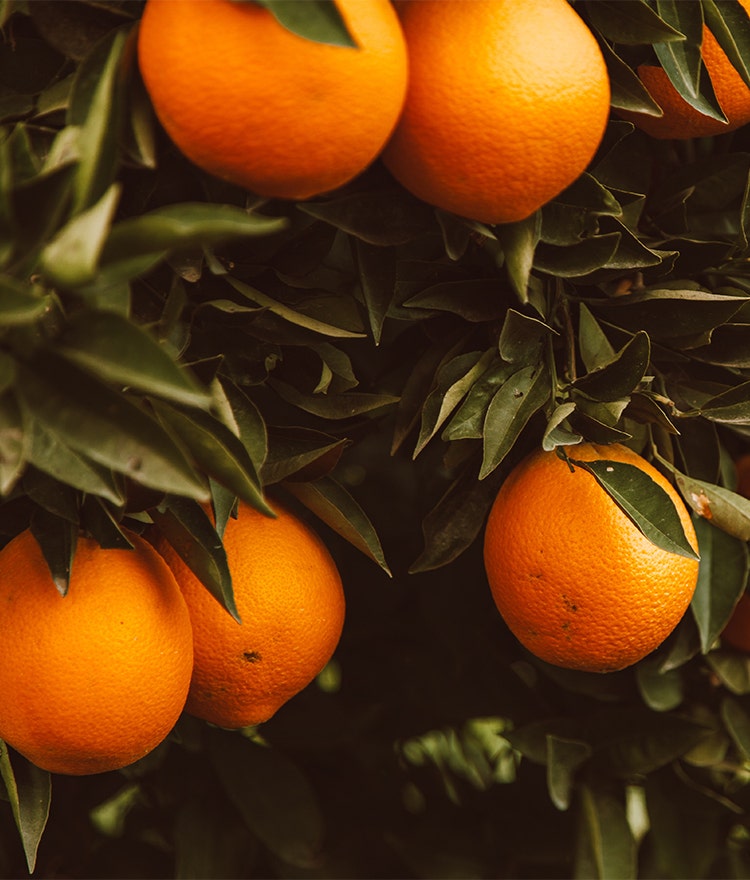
[137,0,408,200]
[619,2,750,140]
[153,500,345,729]
[735,453,750,498]
[381,0,611,224]
[483,443,700,673]
[721,592,750,653]
[0,530,193,775]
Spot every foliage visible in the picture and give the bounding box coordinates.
[2,0,750,877]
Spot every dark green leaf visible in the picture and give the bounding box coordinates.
[29,508,78,596]
[690,517,749,652]
[209,730,324,868]
[0,276,54,325]
[442,357,516,442]
[255,0,355,46]
[480,365,550,479]
[283,476,390,575]
[403,278,512,322]
[546,735,592,811]
[534,233,621,278]
[699,379,750,424]
[268,378,398,420]
[585,0,686,43]
[721,696,750,759]
[0,393,25,495]
[16,355,208,499]
[702,0,750,90]
[707,651,750,694]
[568,457,699,559]
[151,496,238,622]
[499,309,556,366]
[578,303,616,373]
[575,785,636,880]
[354,239,395,345]
[571,330,650,402]
[676,470,750,540]
[496,212,541,303]
[80,496,134,550]
[0,743,50,874]
[262,426,347,485]
[601,38,665,114]
[635,655,685,711]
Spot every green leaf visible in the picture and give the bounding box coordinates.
[16,355,208,500]
[225,276,365,339]
[216,378,268,474]
[151,401,272,517]
[39,182,120,288]
[690,517,749,652]
[575,785,637,880]
[721,696,750,760]
[29,508,78,597]
[0,743,51,874]
[209,730,324,869]
[283,476,390,575]
[0,393,25,495]
[496,212,541,303]
[698,379,750,424]
[675,470,750,540]
[578,303,617,373]
[262,426,347,485]
[707,651,750,695]
[701,0,750,90]
[255,0,356,46]
[568,457,699,560]
[635,655,685,711]
[353,239,396,345]
[151,496,238,622]
[585,0,686,44]
[499,309,556,366]
[268,378,398,420]
[546,735,592,811]
[480,365,550,479]
[600,38,666,114]
[442,357,516,441]
[56,309,212,409]
[0,276,54,326]
[571,330,650,402]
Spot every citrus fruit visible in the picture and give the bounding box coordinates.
[137,0,408,200]
[721,592,750,653]
[483,443,700,673]
[618,2,750,139]
[0,530,193,775]
[381,0,611,224]
[735,453,750,498]
[153,500,345,729]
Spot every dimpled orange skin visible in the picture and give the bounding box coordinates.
[0,530,193,775]
[483,444,700,673]
[381,0,611,225]
[137,0,408,200]
[154,501,345,729]
[619,1,750,140]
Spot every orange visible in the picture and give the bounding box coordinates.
[153,500,345,729]
[619,1,750,139]
[735,453,750,498]
[483,443,700,673]
[381,0,611,224]
[137,0,408,200]
[0,530,193,775]
[721,593,750,653]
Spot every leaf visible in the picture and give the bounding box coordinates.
[39,181,120,288]
[690,517,749,653]
[585,0,686,44]
[262,426,347,485]
[16,354,208,500]
[29,508,78,596]
[498,309,556,366]
[353,238,396,345]
[698,379,750,424]
[635,656,685,712]
[0,743,51,874]
[721,696,750,760]
[0,276,54,325]
[0,393,25,495]
[151,401,272,516]
[268,378,398,420]
[442,357,516,441]
[225,276,365,339]
[480,365,550,479]
[575,785,637,880]
[568,457,699,560]
[495,212,541,303]
[600,38,665,114]
[546,735,592,811]
[255,0,356,46]
[56,309,212,408]
[209,730,324,869]
[578,303,616,373]
[283,476,390,575]
[571,330,650,402]
[702,0,750,89]
[675,470,750,540]
[150,496,238,622]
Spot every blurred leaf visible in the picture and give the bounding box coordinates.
[410,464,503,573]
[283,476,390,575]
[0,393,25,495]
[210,730,324,869]
[690,517,749,652]
[496,212,541,303]
[16,355,208,499]
[547,735,592,811]
[56,309,212,408]
[174,797,257,880]
[268,378,398,420]
[151,401,271,516]
[480,365,550,479]
[40,181,119,288]
[570,330,650,402]
[721,696,750,760]
[635,656,684,711]
[575,785,636,880]
[0,276,54,325]
[0,743,50,875]
[226,276,364,339]
[255,0,355,46]
[707,651,750,695]
[29,507,77,596]
[150,496,238,622]
[568,457,699,560]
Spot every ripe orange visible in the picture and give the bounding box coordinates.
[381,0,611,224]
[0,530,193,775]
[483,443,700,673]
[153,500,345,729]
[137,0,408,200]
[619,2,750,139]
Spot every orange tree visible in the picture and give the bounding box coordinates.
[4,1,750,878]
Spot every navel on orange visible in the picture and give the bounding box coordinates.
[0,530,193,775]
[137,0,408,200]
[154,500,345,729]
[382,0,611,224]
[483,443,700,673]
